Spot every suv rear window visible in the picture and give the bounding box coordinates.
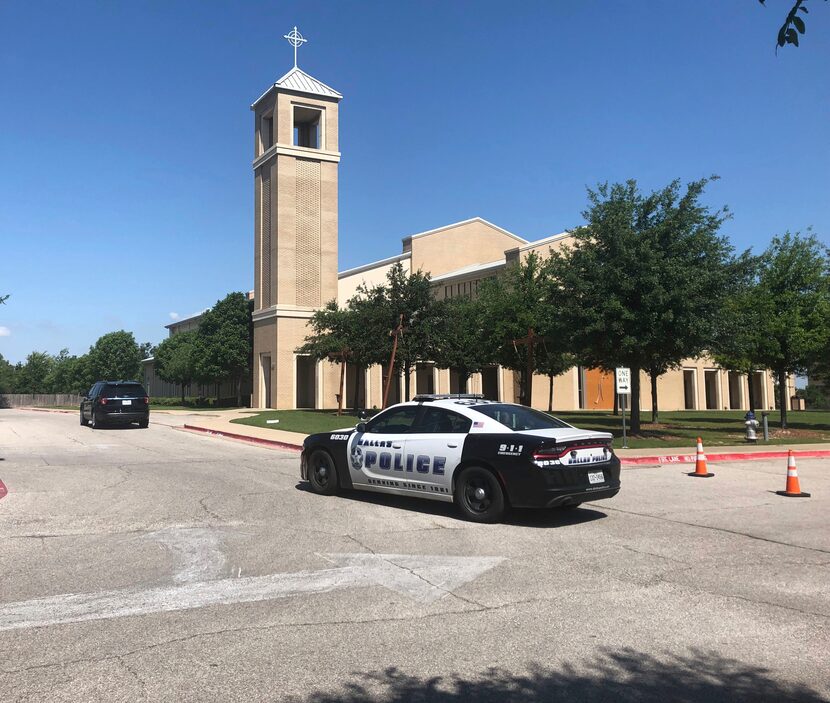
[471,404,571,431]
[102,383,147,398]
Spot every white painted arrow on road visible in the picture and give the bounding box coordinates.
[0,553,504,632]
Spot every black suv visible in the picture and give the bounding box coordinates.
[80,381,150,429]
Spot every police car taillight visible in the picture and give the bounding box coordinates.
[100,397,108,405]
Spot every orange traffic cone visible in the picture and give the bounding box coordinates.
[688,437,714,477]
[776,450,811,497]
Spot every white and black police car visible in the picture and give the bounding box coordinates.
[300,394,620,523]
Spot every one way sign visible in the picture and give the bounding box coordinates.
[615,368,631,395]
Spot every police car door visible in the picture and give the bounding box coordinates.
[401,407,469,497]
[346,405,419,490]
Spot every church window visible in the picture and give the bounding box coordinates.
[260,113,274,153]
[293,105,322,149]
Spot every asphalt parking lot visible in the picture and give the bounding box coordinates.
[1,409,828,702]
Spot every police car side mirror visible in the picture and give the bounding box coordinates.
[356,422,367,433]
[357,409,369,420]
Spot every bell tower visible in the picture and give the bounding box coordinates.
[251,27,342,408]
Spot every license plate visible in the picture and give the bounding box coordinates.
[588,471,604,485]
[122,400,132,406]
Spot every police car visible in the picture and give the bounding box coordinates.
[300,394,621,523]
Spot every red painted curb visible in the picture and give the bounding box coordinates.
[620,449,830,466]
[0,479,7,501]
[21,407,76,414]
[179,424,303,452]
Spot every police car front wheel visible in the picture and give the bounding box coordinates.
[308,450,339,496]
[454,466,505,523]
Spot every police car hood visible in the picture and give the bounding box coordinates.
[519,428,613,443]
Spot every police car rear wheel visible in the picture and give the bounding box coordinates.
[308,450,338,496]
[454,467,505,523]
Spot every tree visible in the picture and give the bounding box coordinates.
[759,0,826,50]
[477,253,570,407]
[154,332,197,404]
[547,178,740,432]
[87,330,142,382]
[0,353,16,394]
[430,296,494,393]
[44,349,92,395]
[711,256,772,412]
[377,263,439,402]
[750,232,830,428]
[138,341,156,360]
[192,292,252,406]
[13,352,55,394]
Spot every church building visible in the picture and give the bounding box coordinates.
[250,29,783,414]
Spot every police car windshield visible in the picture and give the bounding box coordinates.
[471,404,571,431]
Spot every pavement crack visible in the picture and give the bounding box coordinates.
[649,571,830,621]
[198,496,223,522]
[116,655,147,697]
[618,544,689,564]
[103,465,133,490]
[0,599,544,676]
[384,555,489,608]
[344,534,377,554]
[599,504,830,556]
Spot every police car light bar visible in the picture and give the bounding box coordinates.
[412,393,485,402]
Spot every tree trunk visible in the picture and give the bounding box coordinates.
[777,367,788,429]
[548,373,554,412]
[650,370,659,424]
[236,377,242,408]
[747,368,756,413]
[403,362,411,401]
[180,383,186,405]
[352,366,363,411]
[630,366,641,434]
[613,387,619,416]
[519,368,529,407]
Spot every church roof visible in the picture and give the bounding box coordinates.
[251,67,342,107]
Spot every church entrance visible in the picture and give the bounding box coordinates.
[296,355,317,408]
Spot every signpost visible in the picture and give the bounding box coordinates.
[615,368,631,449]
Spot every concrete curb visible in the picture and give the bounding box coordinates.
[178,424,303,452]
[178,422,830,466]
[620,448,830,466]
[19,407,76,414]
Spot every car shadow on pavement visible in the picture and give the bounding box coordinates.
[295,482,607,528]
[287,648,827,703]
[87,425,143,430]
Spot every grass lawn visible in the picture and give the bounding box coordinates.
[231,409,366,435]
[231,408,830,449]
[150,405,244,412]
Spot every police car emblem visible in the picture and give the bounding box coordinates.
[350,443,364,470]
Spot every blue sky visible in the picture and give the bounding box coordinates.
[1,1,828,364]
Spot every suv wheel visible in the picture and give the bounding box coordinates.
[80,409,88,426]
[90,411,99,429]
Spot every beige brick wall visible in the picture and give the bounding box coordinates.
[338,257,411,304]
[409,220,524,277]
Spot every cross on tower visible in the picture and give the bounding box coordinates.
[283,26,307,68]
